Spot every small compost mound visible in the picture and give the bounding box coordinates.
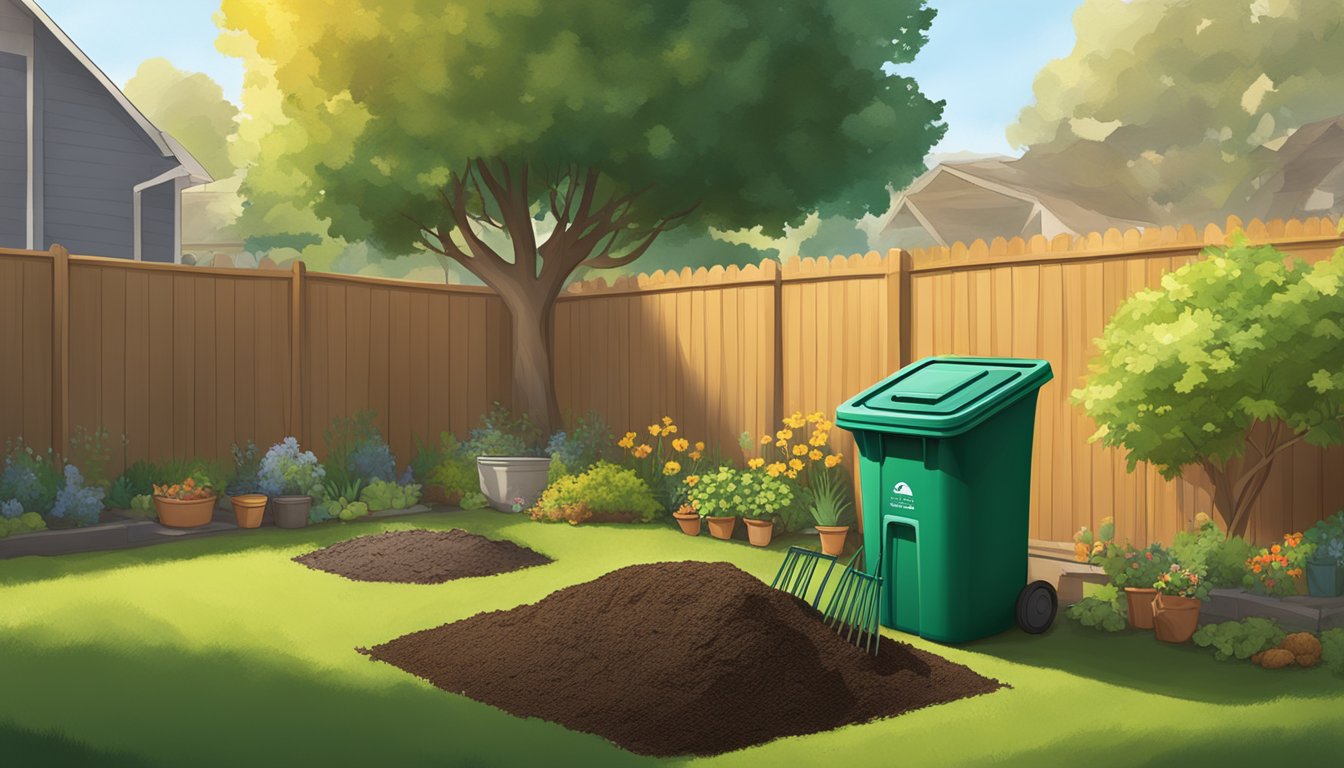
[294,529,550,584]
[362,561,1002,756]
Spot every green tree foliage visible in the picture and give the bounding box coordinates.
[123,58,239,180]
[1009,0,1344,218]
[217,0,945,430]
[1073,238,1344,537]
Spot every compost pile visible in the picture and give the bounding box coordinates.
[362,561,1002,756]
[294,529,550,584]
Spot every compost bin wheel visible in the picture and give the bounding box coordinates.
[1016,580,1057,634]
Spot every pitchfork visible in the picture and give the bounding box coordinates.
[770,545,884,655]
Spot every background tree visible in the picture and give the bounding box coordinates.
[219,0,946,431]
[1009,0,1344,221]
[1073,238,1344,539]
[123,58,239,180]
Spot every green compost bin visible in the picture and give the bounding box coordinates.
[836,356,1054,644]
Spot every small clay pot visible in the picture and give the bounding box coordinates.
[1124,587,1158,630]
[744,518,775,547]
[706,516,737,541]
[230,494,268,529]
[673,510,701,536]
[1151,593,1201,643]
[816,525,850,556]
[154,496,216,529]
[272,495,312,529]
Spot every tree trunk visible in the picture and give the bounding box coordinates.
[497,283,561,435]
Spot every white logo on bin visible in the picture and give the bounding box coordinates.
[890,481,915,512]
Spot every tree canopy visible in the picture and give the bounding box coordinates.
[1010,0,1344,219]
[124,58,239,180]
[1073,238,1344,537]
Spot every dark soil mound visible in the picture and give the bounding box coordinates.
[294,529,550,584]
[362,560,1002,756]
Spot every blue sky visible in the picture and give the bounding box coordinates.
[40,0,1084,160]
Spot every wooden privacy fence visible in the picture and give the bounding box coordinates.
[0,214,1341,545]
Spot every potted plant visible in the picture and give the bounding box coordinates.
[152,474,217,529]
[804,463,853,556]
[226,441,267,529]
[1304,512,1344,597]
[1151,563,1206,644]
[737,469,794,548]
[1096,541,1172,630]
[673,503,700,536]
[1246,532,1314,597]
[257,437,325,529]
[468,403,551,512]
[685,466,741,541]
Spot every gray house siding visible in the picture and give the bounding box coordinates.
[36,25,175,258]
[140,181,173,263]
[0,51,24,248]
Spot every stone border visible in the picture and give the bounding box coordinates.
[0,504,438,560]
[1199,588,1344,633]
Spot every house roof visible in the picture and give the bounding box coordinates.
[1238,114,1344,219]
[22,0,212,184]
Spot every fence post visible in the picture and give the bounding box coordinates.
[771,260,785,430]
[50,244,69,457]
[289,260,305,445]
[885,249,912,371]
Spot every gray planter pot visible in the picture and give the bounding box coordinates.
[476,457,551,513]
[272,495,312,529]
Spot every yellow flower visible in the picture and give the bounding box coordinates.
[760,435,771,445]
[817,419,833,431]
[664,424,678,435]
[809,431,828,446]
[776,429,793,441]
[775,439,788,448]
[807,411,823,423]
[689,451,702,460]
[786,470,798,479]
[824,455,841,468]
[789,458,804,471]
[618,432,636,449]
[634,444,652,459]
[748,457,765,469]
[649,424,662,437]
[792,444,808,456]
[663,461,681,476]
[662,416,673,426]
[766,462,786,478]
[809,449,823,461]
[685,475,699,486]
[785,412,807,429]
[695,441,705,452]
[672,438,689,452]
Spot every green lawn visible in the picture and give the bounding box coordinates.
[2,510,1342,767]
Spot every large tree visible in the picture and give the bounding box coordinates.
[218,0,945,431]
[124,58,239,180]
[1010,0,1344,220]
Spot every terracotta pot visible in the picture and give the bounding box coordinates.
[1124,587,1158,630]
[744,518,775,547]
[230,494,268,529]
[706,516,737,540]
[672,510,701,536]
[816,525,850,557]
[272,495,312,529]
[1151,593,1202,643]
[476,457,551,512]
[154,495,216,529]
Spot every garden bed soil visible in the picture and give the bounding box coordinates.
[293,529,550,584]
[362,561,1002,756]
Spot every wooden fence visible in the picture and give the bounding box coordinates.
[1,214,1341,545]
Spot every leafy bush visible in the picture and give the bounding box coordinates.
[547,454,569,486]
[128,494,155,518]
[531,462,660,524]
[325,411,396,488]
[467,403,546,457]
[459,491,488,510]
[48,465,104,527]
[1096,541,1174,589]
[67,426,114,490]
[0,441,61,516]
[1246,532,1313,596]
[360,478,422,511]
[348,441,396,484]
[106,475,138,509]
[1305,511,1344,567]
[257,438,325,499]
[684,465,794,520]
[545,411,612,473]
[1193,618,1288,662]
[1065,583,1128,632]
[1073,517,1115,562]
[1,499,20,518]
[312,497,370,524]
[226,442,263,496]
[1153,563,1208,600]
[1322,629,1344,675]
[0,511,45,538]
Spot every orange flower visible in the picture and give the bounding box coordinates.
[1271,544,1281,554]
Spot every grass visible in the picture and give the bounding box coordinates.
[2,510,1343,767]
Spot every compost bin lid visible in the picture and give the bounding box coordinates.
[834,356,1053,438]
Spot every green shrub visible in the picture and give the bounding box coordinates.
[360,479,422,511]
[684,466,793,520]
[1096,541,1173,589]
[67,426,115,490]
[429,453,477,497]
[105,475,138,509]
[1065,583,1128,632]
[466,403,545,457]
[0,440,61,515]
[531,461,660,524]
[1322,629,1344,675]
[410,432,453,483]
[547,454,570,486]
[0,511,47,538]
[1192,618,1287,662]
[459,491,488,510]
[128,494,155,518]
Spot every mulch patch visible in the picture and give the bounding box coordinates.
[361,560,1003,756]
[293,529,551,584]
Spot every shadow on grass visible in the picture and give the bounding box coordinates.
[0,630,667,768]
[0,510,532,588]
[964,617,1342,704]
